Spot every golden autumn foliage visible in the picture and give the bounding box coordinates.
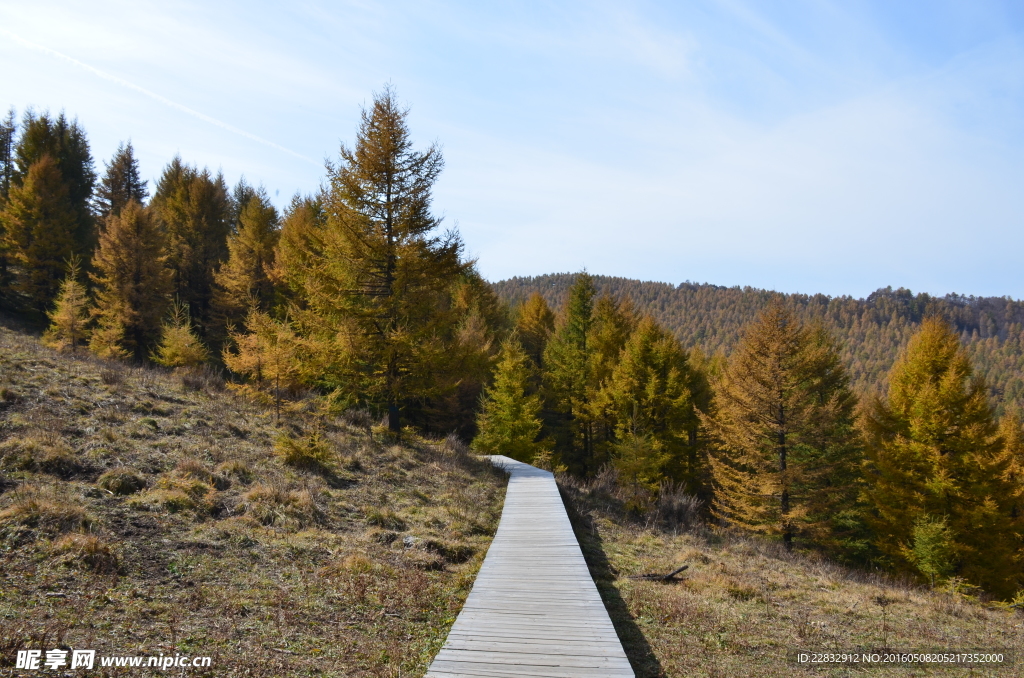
[862,318,1023,598]
[706,304,861,550]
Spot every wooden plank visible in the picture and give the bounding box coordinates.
[425,456,634,678]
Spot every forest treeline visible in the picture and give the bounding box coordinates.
[492,274,1024,415]
[0,91,504,436]
[1,93,1022,600]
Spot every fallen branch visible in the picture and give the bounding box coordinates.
[628,564,688,582]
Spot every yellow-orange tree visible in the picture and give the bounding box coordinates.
[707,303,861,551]
[280,86,467,432]
[863,318,1022,597]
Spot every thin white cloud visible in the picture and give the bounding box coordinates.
[0,27,318,166]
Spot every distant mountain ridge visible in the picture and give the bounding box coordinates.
[491,273,1024,414]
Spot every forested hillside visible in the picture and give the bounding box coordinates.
[3,91,1022,602]
[492,274,1024,413]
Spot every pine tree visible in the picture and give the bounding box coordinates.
[1,155,79,312]
[94,141,147,219]
[152,301,210,368]
[89,200,172,360]
[515,293,556,367]
[11,111,95,261]
[286,85,466,432]
[149,157,231,339]
[707,303,861,550]
[543,272,596,475]
[863,318,1022,597]
[43,257,90,352]
[472,337,546,463]
[211,184,279,333]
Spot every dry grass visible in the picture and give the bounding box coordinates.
[561,479,1024,678]
[0,313,507,677]
[0,485,92,542]
[49,533,119,574]
[96,467,147,495]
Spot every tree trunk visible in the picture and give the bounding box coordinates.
[388,402,400,433]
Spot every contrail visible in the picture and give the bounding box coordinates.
[1,28,319,166]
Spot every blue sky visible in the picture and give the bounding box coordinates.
[2,0,1023,298]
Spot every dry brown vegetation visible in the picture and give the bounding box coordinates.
[0,314,506,676]
[561,474,1024,678]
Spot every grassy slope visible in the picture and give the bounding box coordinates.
[0,315,506,677]
[561,482,1024,678]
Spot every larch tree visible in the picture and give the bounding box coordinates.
[89,200,172,360]
[149,157,231,339]
[472,337,546,463]
[223,308,301,421]
[43,257,90,352]
[515,293,556,368]
[587,294,637,467]
[600,316,707,493]
[1001,413,1024,524]
[286,85,466,432]
[152,300,209,368]
[1,155,79,313]
[421,269,509,436]
[11,111,95,262]
[0,108,14,202]
[270,194,325,305]
[707,303,861,550]
[94,141,148,219]
[862,318,1022,597]
[0,108,15,299]
[543,272,596,475]
[211,185,280,335]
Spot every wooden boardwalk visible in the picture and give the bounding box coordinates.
[426,456,634,678]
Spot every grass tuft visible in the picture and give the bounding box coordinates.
[50,533,119,574]
[239,483,326,530]
[0,486,92,542]
[274,431,333,470]
[96,468,146,495]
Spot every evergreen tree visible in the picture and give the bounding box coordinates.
[152,301,209,367]
[543,272,596,475]
[89,200,171,360]
[94,141,147,219]
[42,257,90,352]
[472,337,546,463]
[863,318,1022,597]
[707,303,861,550]
[212,184,279,334]
[515,293,556,367]
[149,157,231,339]
[286,85,466,432]
[1,155,79,312]
[12,111,95,260]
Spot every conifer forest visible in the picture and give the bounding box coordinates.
[1,89,1022,605]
